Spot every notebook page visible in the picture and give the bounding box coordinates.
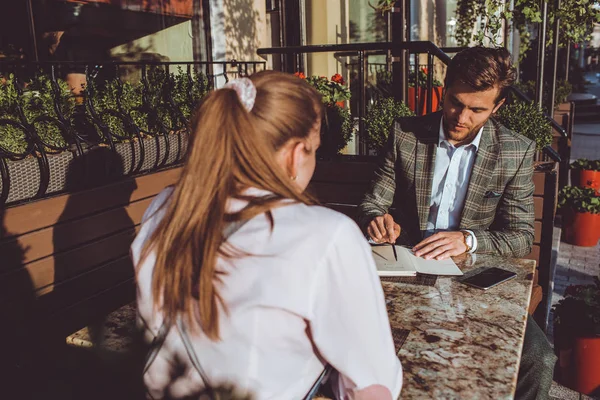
[372,245,417,276]
[400,247,463,276]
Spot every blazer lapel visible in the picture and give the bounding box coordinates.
[460,119,500,226]
[414,114,440,231]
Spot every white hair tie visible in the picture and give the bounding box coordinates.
[224,78,256,112]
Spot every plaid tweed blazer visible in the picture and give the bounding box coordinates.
[358,111,536,258]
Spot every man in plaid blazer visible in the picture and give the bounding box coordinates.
[358,110,536,258]
[358,47,556,400]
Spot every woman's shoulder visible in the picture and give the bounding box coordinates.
[278,202,364,239]
[142,186,175,224]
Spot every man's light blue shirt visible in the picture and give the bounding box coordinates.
[425,118,483,252]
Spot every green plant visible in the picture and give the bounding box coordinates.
[455,0,600,61]
[553,277,600,338]
[513,80,572,109]
[570,159,600,171]
[364,97,414,153]
[88,80,132,140]
[0,73,71,154]
[306,74,351,105]
[558,186,600,214]
[171,67,210,120]
[494,101,552,150]
[322,104,354,155]
[0,75,29,154]
[119,81,149,133]
[146,66,174,130]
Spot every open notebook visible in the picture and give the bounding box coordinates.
[371,245,464,277]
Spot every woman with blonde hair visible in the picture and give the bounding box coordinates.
[131,71,402,400]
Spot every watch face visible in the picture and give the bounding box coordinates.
[462,231,473,250]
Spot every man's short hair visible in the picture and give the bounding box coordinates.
[445,46,516,103]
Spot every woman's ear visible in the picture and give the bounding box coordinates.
[288,140,306,180]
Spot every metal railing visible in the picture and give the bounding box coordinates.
[257,41,563,160]
[0,59,266,205]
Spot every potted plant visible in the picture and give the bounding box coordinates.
[299,72,354,155]
[0,72,76,204]
[494,100,553,158]
[570,159,600,193]
[552,278,600,395]
[364,97,414,155]
[304,73,352,108]
[407,67,444,116]
[558,186,600,247]
[170,67,209,121]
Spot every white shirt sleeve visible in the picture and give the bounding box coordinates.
[308,218,403,399]
[464,229,478,253]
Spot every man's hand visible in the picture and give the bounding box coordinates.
[367,214,401,244]
[413,231,467,260]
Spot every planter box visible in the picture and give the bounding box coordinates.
[407,86,443,115]
[0,151,74,205]
[0,132,189,206]
[113,132,189,175]
[555,331,600,395]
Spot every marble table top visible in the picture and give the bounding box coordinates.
[66,253,535,399]
[387,253,536,400]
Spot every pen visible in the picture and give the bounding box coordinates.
[391,243,398,261]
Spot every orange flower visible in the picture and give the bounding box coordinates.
[421,67,428,75]
[331,73,345,85]
[294,72,306,79]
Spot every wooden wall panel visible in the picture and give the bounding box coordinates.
[534,221,542,243]
[0,228,138,296]
[524,245,540,264]
[0,198,152,267]
[2,167,180,238]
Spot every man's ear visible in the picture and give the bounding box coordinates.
[492,98,506,114]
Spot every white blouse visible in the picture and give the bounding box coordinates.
[131,188,402,399]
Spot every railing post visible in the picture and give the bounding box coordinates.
[426,53,434,114]
[358,50,368,155]
[414,55,420,115]
[547,0,561,113]
[535,0,549,110]
[391,0,408,104]
[565,41,571,82]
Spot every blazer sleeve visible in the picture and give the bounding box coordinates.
[471,140,536,257]
[358,126,398,233]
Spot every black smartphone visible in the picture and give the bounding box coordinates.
[459,267,517,290]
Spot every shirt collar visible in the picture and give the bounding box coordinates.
[438,117,484,150]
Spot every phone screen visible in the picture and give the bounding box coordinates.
[459,267,517,290]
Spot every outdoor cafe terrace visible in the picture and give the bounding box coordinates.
[0,39,599,399]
